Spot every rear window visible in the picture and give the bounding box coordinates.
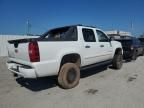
[133,38,140,45]
[117,40,132,46]
[40,26,77,41]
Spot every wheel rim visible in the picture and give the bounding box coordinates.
[67,68,77,84]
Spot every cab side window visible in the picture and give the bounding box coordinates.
[96,30,109,42]
[82,28,96,42]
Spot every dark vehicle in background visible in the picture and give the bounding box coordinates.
[139,37,144,46]
[115,37,144,61]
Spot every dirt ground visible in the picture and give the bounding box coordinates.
[0,57,144,108]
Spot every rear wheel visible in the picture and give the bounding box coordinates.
[112,52,123,69]
[58,63,80,89]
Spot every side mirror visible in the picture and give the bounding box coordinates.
[109,37,115,41]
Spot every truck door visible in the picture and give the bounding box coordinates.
[96,30,113,61]
[81,28,104,66]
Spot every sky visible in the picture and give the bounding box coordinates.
[0,0,144,36]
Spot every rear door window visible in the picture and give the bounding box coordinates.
[82,28,96,42]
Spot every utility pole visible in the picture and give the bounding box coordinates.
[26,20,31,36]
[130,21,134,36]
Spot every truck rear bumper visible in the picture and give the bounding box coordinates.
[6,62,37,78]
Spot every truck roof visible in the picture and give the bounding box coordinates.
[41,24,99,37]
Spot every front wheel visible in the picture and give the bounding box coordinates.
[112,53,123,69]
[58,63,80,89]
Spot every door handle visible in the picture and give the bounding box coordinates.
[100,45,104,47]
[85,45,91,48]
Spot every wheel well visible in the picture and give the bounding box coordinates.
[60,54,81,67]
[115,48,122,55]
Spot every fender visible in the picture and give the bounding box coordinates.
[111,41,123,57]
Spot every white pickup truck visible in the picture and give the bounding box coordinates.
[7,25,123,89]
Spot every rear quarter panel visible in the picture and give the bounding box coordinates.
[34,41,81,77]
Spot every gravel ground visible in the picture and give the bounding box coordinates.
[0,57,144,108]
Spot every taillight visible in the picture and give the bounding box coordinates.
[28,41,40,62]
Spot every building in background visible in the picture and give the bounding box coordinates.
[105,30,132,39]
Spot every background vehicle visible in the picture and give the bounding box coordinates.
[139,37,144,45]
[115,37,144,60]
[6,25,123,89]
[139,37,144,56]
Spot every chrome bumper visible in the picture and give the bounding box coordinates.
[6,61,37,78]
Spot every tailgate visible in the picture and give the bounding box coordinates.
[7,38,34,63]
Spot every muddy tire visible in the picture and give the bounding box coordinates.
[112,53,123,69]
[58,63,80,89]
